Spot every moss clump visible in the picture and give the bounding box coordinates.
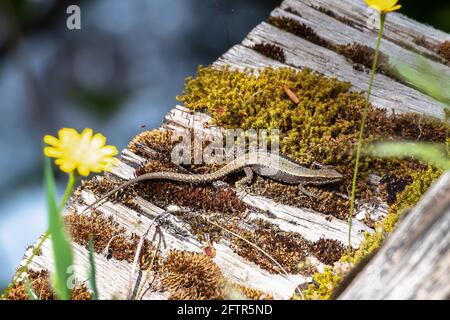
[268,16,333,49]
[177,66,447,204]
[252,43,286,63]
[4,270,91,300]
[302,267,341,300]
[65,213,157,269]
[230,219,311,274]
[312,6,355,28]
[437,41,450,62]
[335,43,392,75]
[160,250,273,300]
[161,250,225,300]
[311,238,347,265]
[128,129,175,158]
[303,166,442,299]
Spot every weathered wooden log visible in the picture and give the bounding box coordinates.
[338,172,450,299]
[10,0,449,300]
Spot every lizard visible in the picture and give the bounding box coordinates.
[82,151,343,213]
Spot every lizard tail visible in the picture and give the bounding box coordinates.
[81,170,226,214]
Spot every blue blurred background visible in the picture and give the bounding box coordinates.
[0,0,449,291]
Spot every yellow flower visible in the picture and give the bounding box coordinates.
[44,128,119,176]
[365,0,401,14]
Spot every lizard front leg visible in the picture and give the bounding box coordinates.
[235,167,254,189]
[298,184,318,199]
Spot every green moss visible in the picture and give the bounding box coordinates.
[304,166,442,299]
[302,267,342,300]
[178,66,362,164]
[177,66,448,299]
[177,66,447,200]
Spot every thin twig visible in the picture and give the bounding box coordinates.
[125,212,170,299]
[205,217,304,298]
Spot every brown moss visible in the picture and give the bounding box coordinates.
[311,238,347,265]
[133,160,247,214]
[4,270,91,300]
[159,250,273,300]
[161,250,225,300]
[335,43,395,78]
[312,6,356,28]
[128,129,175,158]
[228,283,273,300]
[80,178,138,210]
[65,213,156,269]
[178,66,449,208]
[252,43,286,63]
[284,7,302,17]
[268,16,333,50]
[437,41,450,62]
[379,174,412,205]
[413,36,434,51]
[231,219,311,275]
[247,176,349,219]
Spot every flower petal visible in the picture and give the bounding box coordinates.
[91,133,107,149]
[43,135,60,147]
[44,147,62,158]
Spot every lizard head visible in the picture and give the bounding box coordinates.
[315,168,343,184]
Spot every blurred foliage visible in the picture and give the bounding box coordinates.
[370,142,450,171]
[44,158,74,300]
[69,86,130,119]
[394,56,450,106]
[402,0,450,32]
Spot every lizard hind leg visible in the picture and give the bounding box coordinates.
[298,184,318,200]
[235,167,254,189]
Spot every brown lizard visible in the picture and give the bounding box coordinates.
[82,151,342,213]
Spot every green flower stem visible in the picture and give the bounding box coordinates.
[60,171,78,211]
[2,171,78,298]
[348,14,385,251]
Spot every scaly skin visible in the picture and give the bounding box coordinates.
[83,151,342,213]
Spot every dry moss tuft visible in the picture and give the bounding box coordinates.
[312,6,356,27]
[311,238,347,265]
[160,250,273,300]
[177,66,448,205]
[230,219,311,274]
[336,43,392,74]
[4,270,91,300]
[304,166,442,299]
[252,43,286,63]
[161,250,225,300]
[268,16,333,49]
[128,129,175,157]
[65,213,156,269]
[226,283,273,300]
[81,178,138,210]
[437,41,450,62]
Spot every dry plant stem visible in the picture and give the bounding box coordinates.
[348,14,385,251]
[136,229,163,300]
[2,172,77,297]
[126,212,169,300]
